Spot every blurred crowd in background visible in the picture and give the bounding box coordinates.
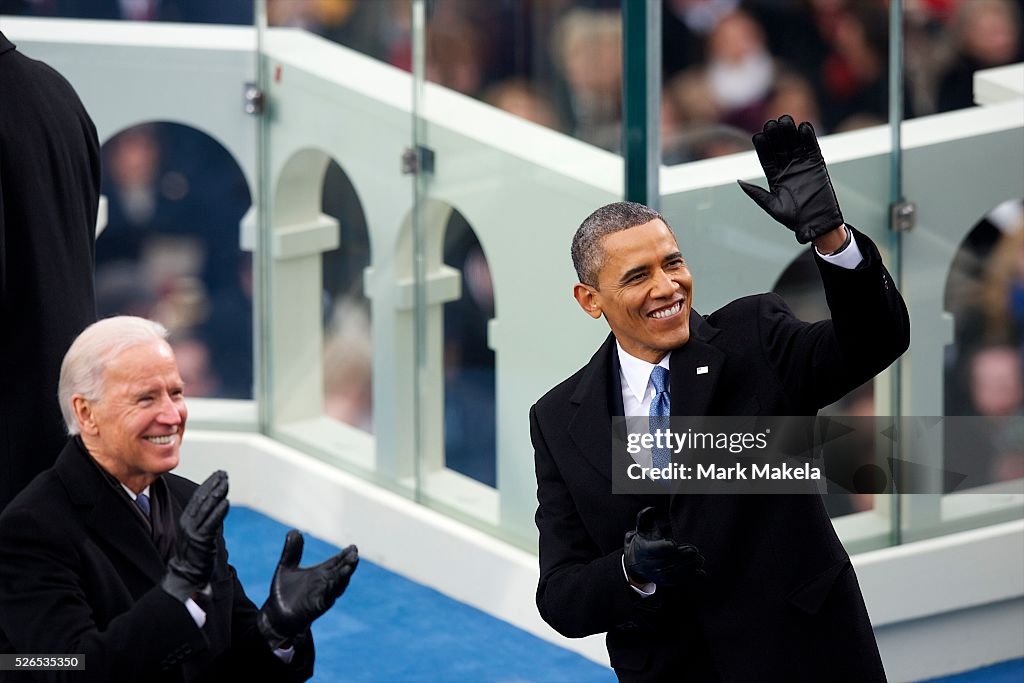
[2,0,1021,496]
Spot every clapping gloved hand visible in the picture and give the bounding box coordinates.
[624,507,705,587]
[257,530,359,649]
[161,470,230,602]
[737,115,845,245]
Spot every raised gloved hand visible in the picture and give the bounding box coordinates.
[737,114,844,244]
[623,507,704,587]
[257,530,359,648]
[161,470,229,602]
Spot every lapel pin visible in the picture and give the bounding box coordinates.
[697,366,709,375]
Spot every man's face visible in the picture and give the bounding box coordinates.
[77,340,187,491]
[574,219,694,363]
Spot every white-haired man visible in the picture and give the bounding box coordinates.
[0,316,358,682]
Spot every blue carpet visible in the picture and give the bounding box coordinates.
[920,658,1024,682]
[224,506,1023,683]
[223,506,615,683]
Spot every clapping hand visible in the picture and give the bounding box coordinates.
[161,470,229,602]
[623,507,705,587]
[257,530,359,648]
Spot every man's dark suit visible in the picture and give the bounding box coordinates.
[0,439,314,683]
[532,228,909,682]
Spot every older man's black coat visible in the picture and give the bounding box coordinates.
[0,438,315,682]
[0,31,100,511]
[532,228,909,682]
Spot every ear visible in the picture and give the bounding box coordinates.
[72,395,99,436]
[573,283,603,320]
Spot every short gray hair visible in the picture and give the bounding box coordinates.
[58,316,169,435]
[571,201,669,287]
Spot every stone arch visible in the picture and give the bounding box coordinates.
[264,147,376,427]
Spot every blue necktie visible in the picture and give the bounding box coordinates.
[135,492,151,519]
[649,366,671,469]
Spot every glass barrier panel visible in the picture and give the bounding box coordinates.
[411,0,625,546]
[898,64,1024,542]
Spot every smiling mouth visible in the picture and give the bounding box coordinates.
[144,434,177,445]
[648,300,684,319]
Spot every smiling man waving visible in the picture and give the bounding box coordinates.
[531,116,910,682]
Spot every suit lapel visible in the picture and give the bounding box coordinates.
[0,31,15,58]
[55,440,167,584]
[670,311,725,416]
[565,333,689,510]
[568,334,618,483]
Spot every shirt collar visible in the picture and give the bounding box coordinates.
[120,483,151,501]
[616,341,670,403]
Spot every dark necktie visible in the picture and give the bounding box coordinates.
[649,366,671,469]
[135,492,151,519]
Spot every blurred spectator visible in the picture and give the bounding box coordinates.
[95,262,158,318]
[426,14,490,97]
[100,125,166,264]
[662,69,751,162]
[980,209,1024,346]
[323,299,373,432]
[970,345,1024,417]
[483,77,564,131]
[743,0,830,89]
[936,0,1024,112]
[946,344,1024,489]
[819,2,892,131]
[552,7,623,151]
[308,1,412,68]
[266,0,408,71]
[663,0,741,79]
[705,10,777,132]
[764,71,822,129]
[662,8,816,160]
[266,0,315,28]
[170,335,220,398]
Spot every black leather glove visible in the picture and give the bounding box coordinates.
[737,114,844,244]
[257,530,359,649]
[161,470,229,602]
[623,507,704,587]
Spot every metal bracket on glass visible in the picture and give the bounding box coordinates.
[401,145,435,176]
[890,200,916,232]
[243,82,265,116]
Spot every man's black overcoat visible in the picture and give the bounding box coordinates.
[0,438,315,682]
[0,31,100,510]
[532,228,909,682]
